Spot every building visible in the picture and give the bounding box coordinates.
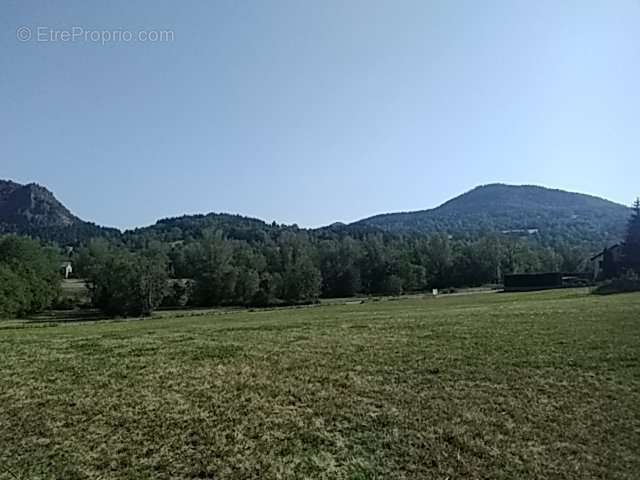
[503,272,563,292]
[590,245,623,281]
[60,261,73,279]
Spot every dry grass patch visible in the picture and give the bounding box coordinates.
[1,290,639,479]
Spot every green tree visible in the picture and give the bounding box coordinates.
[0,235,60,318]
[319,238,363,297]
[0,265,29,317]
[425,233,453,288]
[136,250,170,315]
[281,252,322,303]
[359,234,391,294]
[88,249,168,316]
[74,238,112,278]
[235,268,260,305]
[253,272,280,306]
[192,231,238,306]
[382,274,403,296]
[557,243,588,273]
[622,198,640,274]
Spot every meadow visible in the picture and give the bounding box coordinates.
[1,289,639,479]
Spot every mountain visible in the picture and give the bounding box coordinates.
[352,184,630,247]
[0,180,119,244]
[0,179,631,249]
[0,180,79,228]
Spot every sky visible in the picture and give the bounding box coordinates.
[1,1,639,230]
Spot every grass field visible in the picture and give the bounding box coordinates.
[1,289,639,479]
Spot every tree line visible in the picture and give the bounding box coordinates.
[73,229,590,316]
[1,199,639,319]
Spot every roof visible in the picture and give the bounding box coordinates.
[504,272,561,278]
[590,244,621,261]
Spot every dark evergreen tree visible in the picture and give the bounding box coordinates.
[622,199,640,274]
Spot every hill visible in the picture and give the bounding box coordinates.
[0,180,78,227]
[0,179,631,249]
[0,180,119,245]
[352,184,630,247]
[123,212,285,244]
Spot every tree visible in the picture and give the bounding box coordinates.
[136,250,170,315]
[425,233,453,288]
[500,238,541,275]
[0,235,60,318]
[557,243,588,273]
[235,268,260,305]
[451,236,503,287]
[382,274,403,296]
[74,238,112,278]
[162,280,191,308]
[0,265,29,317]
[319,238,362,297]
[87,249,168,316]
[358,235,387,294]
[253,272,280,306]
[192,231,238,306]
[622,198,640,274]
[281,252,322,303]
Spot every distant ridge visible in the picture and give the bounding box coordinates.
[0,179,119,244]
[0,180,79,228]
[0,179,630,248]
[351,184,629,246]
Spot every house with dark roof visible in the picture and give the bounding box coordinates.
[590,244,623,281]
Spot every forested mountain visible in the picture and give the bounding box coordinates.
[2,178,636,316]
[353,184,629,248]
[0,180,119,244]
[124,213,283,245]
[0,179,630,251]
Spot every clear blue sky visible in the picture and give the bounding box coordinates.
[2,1,639,229]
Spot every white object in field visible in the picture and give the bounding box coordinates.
[61,262,73,279]
[432,289,438,296]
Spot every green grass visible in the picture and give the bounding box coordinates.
[1,289,639,479]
